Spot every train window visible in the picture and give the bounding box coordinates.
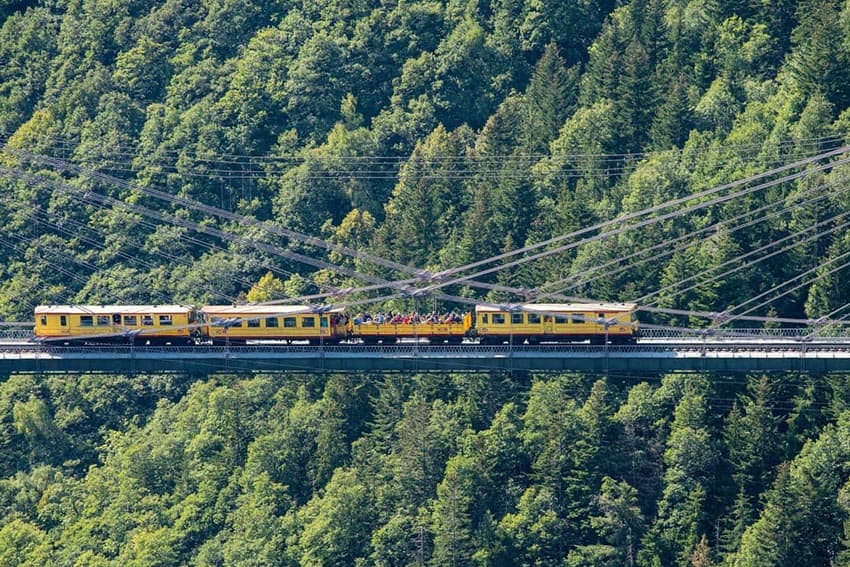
[113,313,121,324]
[284,317,297,328]
[80,315,93,327]
[142,315,154,326]
[511,313,524,324]
[528,313,541,324]
[302,317,315,328]
[492,314,505,324]
[570,315,583,324]
[247,318,260,328]
[481,314,488,324]
[554,315,568,324]
[265,317,278,328]
[321,317,328,328]
[159,315,173,325]
[124,315,137,326]
[97,315,110,326]
[60,316,67,326]
[39,316,46,326]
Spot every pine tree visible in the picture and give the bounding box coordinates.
[649,74,693,150]
[520,43,579,154]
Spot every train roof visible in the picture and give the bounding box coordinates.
[201,305,345,315]
[35,305,194,315]
[475,302,637,313]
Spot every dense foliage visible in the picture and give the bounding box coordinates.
[0,370,846,566]
[4,0,850,564]
[1,0,850,321]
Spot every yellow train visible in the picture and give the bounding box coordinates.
[33,302,637,345]
[34,305,197,344]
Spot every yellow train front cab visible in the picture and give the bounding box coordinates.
[34,305,196,344]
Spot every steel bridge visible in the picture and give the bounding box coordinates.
[0,339,849,374]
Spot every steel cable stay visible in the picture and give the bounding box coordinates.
[634,208,850,307]
[446,174,850,324]
[715,251,850,328]
[0,226,189,310]
[534,178,846,299]
[0,166,424,294]
[4,142,850,337]
[424,145,850,282]
[0,166,354,299]
[804,299,850,337]
[4,141,849,306]
[412,154,850,300]
[22,209,244,305]
[16,190,311,299]
[7,148,438,287]
[0,233,93,310]
[452,177,846,303]
[4,148,434,284]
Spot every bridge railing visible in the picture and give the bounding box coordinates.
[0,329,34,340]
[6,342,850,355]
[639,327,850,338]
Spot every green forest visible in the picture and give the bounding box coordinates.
[3,0,850,564]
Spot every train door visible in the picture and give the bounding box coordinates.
[543,315,554,335]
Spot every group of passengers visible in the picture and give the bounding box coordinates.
[352,311,463,325]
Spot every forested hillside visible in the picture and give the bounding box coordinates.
[3,0,850,564]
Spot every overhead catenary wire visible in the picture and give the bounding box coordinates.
[8,131,844,177]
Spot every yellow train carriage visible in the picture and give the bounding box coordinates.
[34,305,196,344]
[201,305,347,344]
[350,313,472,344]
[475,303,637,344]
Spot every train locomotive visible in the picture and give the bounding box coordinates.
[33,302,637,345]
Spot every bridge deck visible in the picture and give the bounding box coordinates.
[0,342,847,373]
